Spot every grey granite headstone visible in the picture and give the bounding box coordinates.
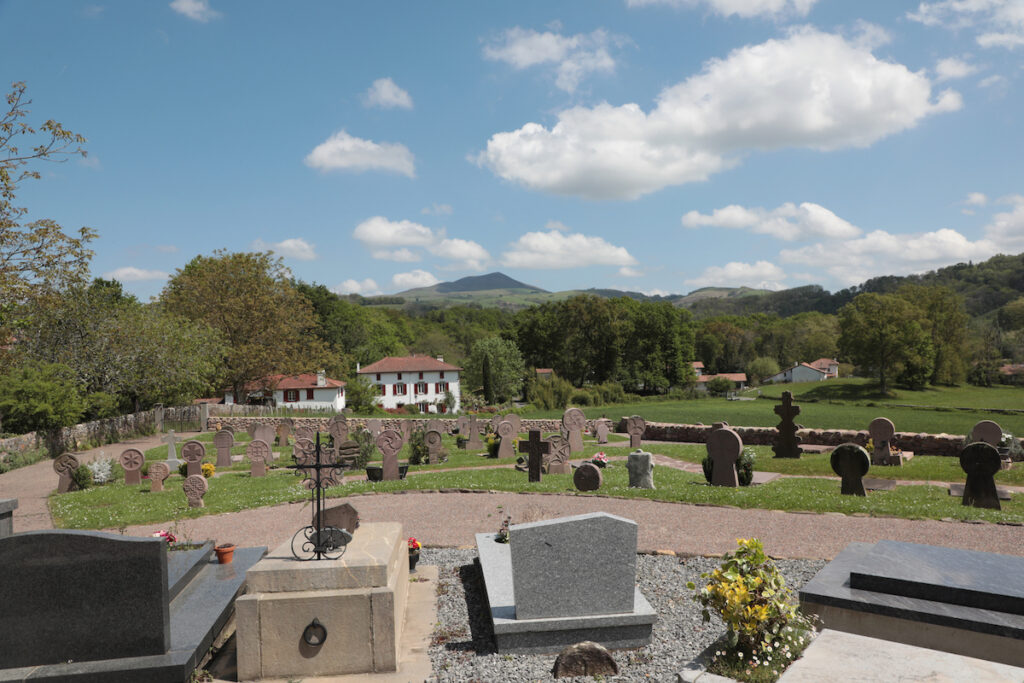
[869,417,897,466]
[181,440,205,477]
[425,429,443,464]
[120,448,144,486]
[626,450,654,489]
[0,530,170,668]
[213,429,234,468]
[970,420,1003,447]
[707,427,741,487]
[595,421,610,444]
[467,414,484,449]
[0,498,17,537]
[563,408,586,453]
[830,443,870,496]
[545,434,571,474]
[574,462,603,491]
[163,430,180,467]
[510,512,637,620]
[959,442,1002,510]
[625,415,645,449]
[497,420,515,458]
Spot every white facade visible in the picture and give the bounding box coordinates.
[224,372,346,410]
[364,369,460,413]
[767,364,827,384]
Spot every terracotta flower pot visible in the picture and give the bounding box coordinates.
[214,543,236,564]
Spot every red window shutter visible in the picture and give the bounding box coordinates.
[380,384,387,396]
[306,389,314,400]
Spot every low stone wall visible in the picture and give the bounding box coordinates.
[0,408,162,460]
[206,416,585,435]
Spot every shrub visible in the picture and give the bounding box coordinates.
[407,430,428,465]
[348,429,374,468]
[702,447,756,486]
[71,464,93,490]
[528,372,574,410]
[569,390,591,406]
[87,458,114,485]
[485,434,500,458]
[178,462,188,478]
[201,463,215,478]
[706,376,734,396]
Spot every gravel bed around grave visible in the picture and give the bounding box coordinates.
[423,548,827,683]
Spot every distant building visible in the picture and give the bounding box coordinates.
[808,358,840,379]
[535,368,554,380]
[695,372,747,392]
[224,371,346,410]
[358,355,462,413]
[767,363,828,384]
[692,361,705,378]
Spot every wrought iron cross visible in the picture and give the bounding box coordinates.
[518,429,549,483]
[286,432,350,560]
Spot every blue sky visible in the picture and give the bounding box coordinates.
[2,0,1023,300]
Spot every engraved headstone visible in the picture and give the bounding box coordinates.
[53,453,80,493]
[294,425,315,442]
[246,422,258,439]
[327,415,348,443]
[625,415,646,449]
[595,420,610,444]
[960,442,1002,510]
[292,440,342,489]
[574,462,603,491]
[335,439,360,467]
[183,474,208,508]
[707,428,742,487]
[315,501,360,534]
[148,461,170,492]
[293,437,315,462]
[425,429,443,464]
[830,443,870,496]
[120,448,145,486]
[163,430,180,466]
[491,414,502,432]
[497,420,515,458]
[467,414,484,449]
[506,413,521,435]
[545,434,571,474]
[213,429,234,468]
[376,429,403,481]
[518,430,549,483]
[869,417,897,466]
[627,449,655,489]
[366,418,382,439]
[970,420,1003,447]
[563,408,586,453]
[181,440,205,477]
[456,415,470,434]
[275,421,291,448]
[253,424,276,452]
[772,391,803,459]
[247,439,271,478]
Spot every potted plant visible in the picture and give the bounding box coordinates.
[591,452,609,468]
[408,537,421,571]
[214,543,236,564]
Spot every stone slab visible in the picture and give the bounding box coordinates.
[0,498,16,538]
[949,482,1013,500]
[166,540,214,601]
[778,629,1024,683]
[862,477,897,491]
[750,471,781,485]
[849,540,1024,616]
[476,531,655,655]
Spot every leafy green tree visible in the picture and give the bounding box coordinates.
[706,376,734,396]
[998,297,1024,331]
[465,337,526,405]
[897,284,968,385]
[0,361,84,454]
[746,356,780,385]
[343,374,380,413]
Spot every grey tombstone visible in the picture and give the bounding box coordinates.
[327,414,348,441]
[163,430,181,467]
[497,420,515,459]
[292,437,315,463]
[970,420,1003,447]
[545,434,571,475]
[627,450,655,489]
[148,462,170,492]
[562,408,586,453]
[220,424,236,435]
[315,501,360,534]
[253,425,276,453]
[53,453,80,493]
[491,414,502,433]
[772,391,803,459]
[424,429,443,464]
[574,462,603,491]
[247,439,271,478]
[294,424,315,442]
[213,429,234,469]
[519,430,549,483]
[625,415,646,449]
[366,418,383,439]
[467,414,484,449]
[120,448,145,486]
[510,512,636,619]
[183,474,208,508]
[246,422,258,439]
[199,402,210,431]
[506,413,522,435]
[869,417,897,466]
[425,418,443,434]
[181,440,205,477]
[595,421,610,444]
[830,443,870,496]
[0,499,17,537]
[707,427,741,487]
[335,439,360,467]
[959,442,1002,510]
[276,421,291,448]
[456,415,470,435]
[376,429,402,481]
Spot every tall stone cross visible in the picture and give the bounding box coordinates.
[772,391,803,459]
[518,429,550,483]
[163,430,181,466]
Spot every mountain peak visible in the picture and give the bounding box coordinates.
[434,272,547,293]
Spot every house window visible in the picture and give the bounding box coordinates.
[416,382,427,394]
[397,372,402,380]
[440,371,445,379]
[418,372,423,380]
[394,383,407,395]
[306,389,314,400]
[284,389,299,402]
[419,402,429,413]
[380,384,387,396]
[376,373,381,381]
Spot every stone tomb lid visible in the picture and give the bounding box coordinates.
[510,512,637,620]
[848,540,1024,616]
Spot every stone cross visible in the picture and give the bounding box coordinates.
[562,408,586,453]
[247,439,271,478]
[595,421,609,444]
[518,430,550,483]
[53,453,80,493]
[868,417,897,466]
[497,420,515,458]
[830,444,870,496]
[120,448,145,486]
[181,440,205,477]
[148,462,170,492]
[574,462,603,491]
[772,391,803,459]
[970,420,1002,447]
[376,429,403,480]
[466,414,483,449]
[366,418,383,439]
[627,450,655,489]
[183,474,208,508]
[625,415,646,449]
[425,430,443,464]
[545,434,571,474]
[959,442,1002,510]
[163,430,180,465]
[213,429,234,468]
[707,427,741,487]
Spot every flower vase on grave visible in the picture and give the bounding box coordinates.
[408,536,421,571]
[214,543,235,564]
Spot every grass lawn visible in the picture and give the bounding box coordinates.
[753,377,1024,412]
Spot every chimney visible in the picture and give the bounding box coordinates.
[356,362,360,372]
[317,369,326,387]
[436,355,444,363]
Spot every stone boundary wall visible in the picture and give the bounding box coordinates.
[207,416,583,435]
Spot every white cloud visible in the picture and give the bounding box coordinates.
[501,229,638,269]
[156,245,179,253]
[482,27,622,93]
[985,196,1024,250]
[979,74,1008,88]
[353,216,488,270]
[625,0,818,18]
[371,248,420,262]
[935,56,979,81]
[477,28,961,200]
[305,130,415,177]
[619,266,643,277]
[331,278,380,296]
[103,266,170,282]
[353,216,435,248]
[545,220,572,232]
[431,238,490,271]
[966,191,988,206]
[421,203,453,215]
[909,1,1024,50]
[250,237,317,261]
[685,261,787,290]
[169,0,219,22]
[391,270,439,290]
[641,287,671,296]
[362,78,413,110]
[682,202,861,241]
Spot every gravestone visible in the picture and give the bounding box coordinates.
[275,421,291,448]
[456,415,470,434]
[772,391,803,459]
[519,430,549,483]
[545,434,571,475]
[491,414,502,432]
[506,413,522,435]
[574,462,603,491]
[120,448,145,486]
[426,418,443,434]
[294,424,315,442]
[213,429,234,468]
[247,422,258,439]
[366,418,383,439]
[625,415,645,449]
[220,424,235,435]
[563,408,586,453]
[707,427,742,487]
[552,641,619,679]
[959,442,1002,510]
[467,414,484,449]
[181,440,205,477]
[183,474,208,508]
[0,499,15,538]
[497,420,515,458]
[425,429,443,464]
[830,443,870,496]
[327,414,348,443]
[315,501,360,534]
[148,462,170,492]
[247,439,271,478]
[253,424,276,451]
[595,421,610,444]
[163,430,180,466]
[376,429,402,481]
[293,440,342,489]
[53,453,80,493]
[335,439,360,467]
[399,419,412,441]
[970,420,1002,446]
[293,437,315,463]
[869,417,897,466]
[626,450,654,489]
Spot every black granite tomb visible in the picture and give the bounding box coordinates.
[960,442,1002,510]
[830,443,869,496]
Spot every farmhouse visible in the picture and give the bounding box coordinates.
[695,372,748,392]
[224,371,346,410]
[767,363,828,384]
[358,355,462,413]
[808,357,840,378]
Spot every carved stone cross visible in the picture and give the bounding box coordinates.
[772,391,803,459]
[518,430,550,483]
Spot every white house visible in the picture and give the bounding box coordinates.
[694,372,748,392]
[808,358,840,378]
[767,363,828,384]
[224,371,346,410]
[358,355,461,413]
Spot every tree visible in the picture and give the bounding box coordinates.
[896,284,968,385]
[838,293,934,394]
[1,82,96,326]
[706,376,734,396]
[343,374,380,413]
[746,356,780,385]
[465,337,526,405]
[162,251,330,401]
[0,361,84,454]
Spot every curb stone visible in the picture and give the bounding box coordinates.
[675,640,739,683]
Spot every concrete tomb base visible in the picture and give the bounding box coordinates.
[236,522,409,680]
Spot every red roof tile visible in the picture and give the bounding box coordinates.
[358,355,462,374]
[697,373,747,383]
[238,374,345,391]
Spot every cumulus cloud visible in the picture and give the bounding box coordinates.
[985,195,1024,250]
[501,229,638,269]
[477,28,961,200]
[353,216,489,270]
[979,73,1008,88]
[362,77,413,109]
[371,248,421,262]
[625,0,818,18]
[104,266,170,282]
[433,238,490,271]
[305,130,415,177]
[681,201,861,241]
[169,0,219,22]
[353,216,435,248]
[909,1,1024,50]
[391,270,439,290]
[966,192,988,206]
[935,56,979,81]
[482,27,622,93]
[331,278,380,296]
[250,237,317,261]
[421,203,453,215]
[545,220,572,231]
[619,266,643,277]
[685,261,787,290]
